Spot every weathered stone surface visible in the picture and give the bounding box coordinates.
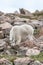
[26,48,40,56]
[32,60,42,65]
[38,16,43,21]
[14,11,19,14]
[14,17,30,25]
[30,20,43,28]
[0,22,12,37]
[0,22,12,30]
[0,31,4,39]
[0,10,43,63]
[20,40,37,48]
[0,58,12,65]
[0,15,6,22]
[14,57,34,65]
[35,10,39,14]
[0,11,4,16]
[0,39,6,51]
[17,46,28,56]
[19,8,33,16]
[39,27,43,36]
[38,36,43,42]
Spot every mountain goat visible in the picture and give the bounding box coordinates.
[10,24,34,45]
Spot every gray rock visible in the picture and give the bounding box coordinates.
[32,60,42,65]
[38,36,43,42]
[14,17,30,24]
[17,46,28,56]
[26,48,40,56]
[0,31,4,39]
[14,11,19,14]
[0,11,4,16]
[0,22,12,30]
[0,22,12,37]
[0,39,6,51]
[19,8,33,16]
[0,58,12,65]
[38,16,43,21]
[30,20,43,28]
[14,57,34,65]
[34,10,39,14]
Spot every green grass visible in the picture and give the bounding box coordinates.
[0,54,16,62]
[30,52,43,62]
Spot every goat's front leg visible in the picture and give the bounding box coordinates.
[16,35,21,45]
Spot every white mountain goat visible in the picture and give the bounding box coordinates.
[10,24,34,45]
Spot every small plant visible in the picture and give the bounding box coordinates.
[34,29,40,35]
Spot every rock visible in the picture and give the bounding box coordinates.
[0,27,2,31]
[0,58,12,65]
[0,39,6,51]
[14,11,19,14]
[26,48,40,56]
[17,46,28,56]
[20,40,37,48]
[0,22,12,37]
[4,16,14,24]
[14,57,34,65]
[14,21,24,25]
[0,21,6,24]
[35,10,39,14]
[32,60,42,65]
[5,50,12,55]
[38,36,43,42]
[38,42,43,52]
[0,31,4,39]
[39,27,43,36]
[3,37,10,44]
[0,22,12,30]
[38,16,43,21]
[0,11,4,16]
[14,17,30,25]
[19,8,33,16]
[0,15,6,22]
[30,20,43,28]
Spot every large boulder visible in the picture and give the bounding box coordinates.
[14,17,30,25]
[38,36,43,42]
[19,8,33,16]
[0,22,12,37]
[0,22,12,30]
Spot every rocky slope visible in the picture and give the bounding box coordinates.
[0,9,43,65]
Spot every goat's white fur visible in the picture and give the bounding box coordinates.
[10,24,34,45]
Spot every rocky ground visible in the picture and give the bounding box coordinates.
[0,8,43,65]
